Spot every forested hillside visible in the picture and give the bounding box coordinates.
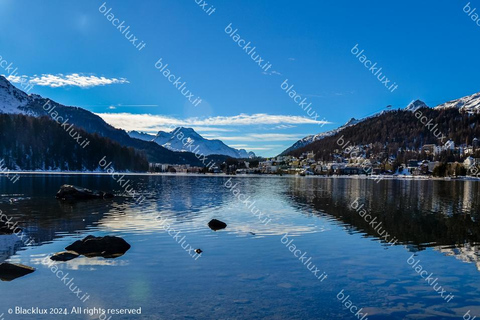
[0,113,149,171]
[288,108,480,162]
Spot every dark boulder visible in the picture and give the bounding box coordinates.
[55,185,114,201]
[0,218,21,234]
[0,220,13,234]
[50,251,80,262]
[0,262,35,281]
[208,219,227,231]
[65,235,131,258]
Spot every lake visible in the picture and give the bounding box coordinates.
[1,174,479,319]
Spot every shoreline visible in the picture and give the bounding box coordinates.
[2,171,480,181]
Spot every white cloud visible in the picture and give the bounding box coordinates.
[225,144,284,151]
[202,133,307,142]
[95,112,330,132]
[80,104,159,108]
[262,70,282,76]
[117,104,158,107]
[158,126,236,133]
[191,127,235,132]
[242,147,275,150]
[273,124,296,130]
[7,73,129,88]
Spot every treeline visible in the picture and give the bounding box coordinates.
[0,114,149,171]
[289,108,480,162]
[24,97,213,166]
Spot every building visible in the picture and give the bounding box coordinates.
[444,140,455,150]
[464,156,476,168]
[422,144,436,154]
[407,160,419,169]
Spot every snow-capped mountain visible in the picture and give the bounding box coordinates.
[434,91,480,114]
[405,99,428,111]
[0,75,214,165]
[131,127,256,158]
[0,75,249,163]
[0,76,31,114]
[282,91,480,155]
[280,117,362,155]
[281,103,414,155]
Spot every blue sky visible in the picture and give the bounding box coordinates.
[1,0,479,157]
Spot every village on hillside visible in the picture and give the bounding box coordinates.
[149,139,480,178]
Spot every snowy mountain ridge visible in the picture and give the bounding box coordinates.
[282,90,480,155]
[434,91,480,114]
[0,76,31,114]
[129,128,256,159]
[280,117,362,155]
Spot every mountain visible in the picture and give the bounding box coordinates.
[434,91,480,114]
[129,127,256,159]
[280,117,363,155]
[128,130,155,142]
[0,76,214,166]
[285,101,480,162]
[0,76,30,114]
[405,99,428,111]
[282,91,480,156]
[0,113,149,171]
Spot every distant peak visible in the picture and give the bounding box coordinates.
[177,127,195,132]
[405,99,428,111]
[0,74,31,109]
[343,117,358,126]
[0,75,19,91]
[0,75,12,86]
[171,127,199,135]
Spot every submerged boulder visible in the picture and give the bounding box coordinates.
[0,262,35,281]
[65,235,131,258]
[55,185,114,201]
[208,219,227,231]
[50,251,80,262]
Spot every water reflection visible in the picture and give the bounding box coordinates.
[0,175,479,319]
[436,243,480,272]
[0,234,23,263]
[282,177,480,270]
[2,175,480,270]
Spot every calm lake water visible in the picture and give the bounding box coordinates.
[1,175,480,320]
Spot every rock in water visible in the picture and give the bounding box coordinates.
[65,235,131,258]
[0,263,35,281]
[208,219,227,231]
[55,185,114,201]
[1,218,22,234]
[50,251,80,262]
[0,220,13,234]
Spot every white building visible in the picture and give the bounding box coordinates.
[464,156,476,168]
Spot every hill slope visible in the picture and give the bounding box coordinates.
[287,106,480,161]
[280,118,362,155]
[0,113,149,171]
[283,91,480,157]
[0,76,210,165]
